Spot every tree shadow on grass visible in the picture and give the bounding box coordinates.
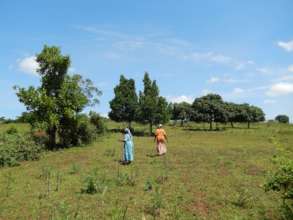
[108,128,152,137]
[183,128,226,132]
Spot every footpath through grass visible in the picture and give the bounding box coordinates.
[0,122,292,219]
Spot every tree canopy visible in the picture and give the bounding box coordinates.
[109,75,138,127]
[15,45,101,148]
[275,115,289,124]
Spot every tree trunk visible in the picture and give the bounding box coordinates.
[48,125,56,149]
[209,121,213,130]
[247,121,250,129]
[230,121,234,128]
[128,121,131,129]
[149,122,153,136]
[180,119,184,127]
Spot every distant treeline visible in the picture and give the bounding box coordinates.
[109,75,269,131]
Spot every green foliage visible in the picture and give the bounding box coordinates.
[89,111,107,134]
[137,73,171,134]
[6,127,18,134]
[0,133,43,167]
[15,45,102,149]
[59,114,97,146]
[76,114,97,145]
[265,159,293,219]
[276,115,290,124]
[192,94,228,130]
[171,102,193,126]
[109,75,138,127]
[81,169,106,194]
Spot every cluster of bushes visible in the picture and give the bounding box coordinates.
[0,129,43,167]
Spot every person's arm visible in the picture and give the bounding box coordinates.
[119,134,127,142]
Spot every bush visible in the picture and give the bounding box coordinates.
[58,114,97,147]
[89,111,107,134]
[6,127,18,134]
[76,115,97,144]
[265,159,293,219]
[275,115,290,124]
[0,133,43,167]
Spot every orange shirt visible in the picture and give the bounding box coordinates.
[155,128,167,142]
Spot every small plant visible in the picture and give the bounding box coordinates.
[68,163,80,175]
[81,169,106,194]
[115,171,136,187]
[145,186,164,219]
[104,148,116,157]
[3,172,15,197]
[6,127,18,134]
[231,188,252,208]
[144,179,153,192]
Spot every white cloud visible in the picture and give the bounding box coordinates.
[277,40,293,52]
[264,99,276,104]
[232,88,244,94]
[18,56,39,75]
[168,95,194,104]
[207,77,220,84]
[267,82,293,96]
[207,76,242,84]
[77,26,254,71]
[256,68,269,74]
[288,65,293,72]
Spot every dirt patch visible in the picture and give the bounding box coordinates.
[186,192,210,218]
[245,165,265,176]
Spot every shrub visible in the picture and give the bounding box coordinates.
[58,114,97,147]
[275,115,290,124]
[76,115,97,144]
[6,127,18,134]
[89,111,107,134]
[81,169,106,194]
[0,133,43,167]
[265,159,293,219]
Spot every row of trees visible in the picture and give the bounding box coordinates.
[171,95,265,130]
[109,75,266,132]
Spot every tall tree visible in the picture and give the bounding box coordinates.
[171,102,192,126]
[192,94,227,130]
[237,104,265,128]
[109,75,138,128]
[15,45,101,148]
[137,73,170,135]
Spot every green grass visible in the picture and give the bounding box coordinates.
[0,122,292,219]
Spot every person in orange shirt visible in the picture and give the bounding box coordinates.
[154,124,167,156]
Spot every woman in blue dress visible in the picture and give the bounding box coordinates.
[121,128,134,164]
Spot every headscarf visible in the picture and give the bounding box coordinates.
[158,124,163,128]
[125,128,133,139]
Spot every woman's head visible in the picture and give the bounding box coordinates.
[125,128,131,134]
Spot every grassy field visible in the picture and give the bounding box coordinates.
[0,122,292,219]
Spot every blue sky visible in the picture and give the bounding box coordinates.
[1,0,293,120]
